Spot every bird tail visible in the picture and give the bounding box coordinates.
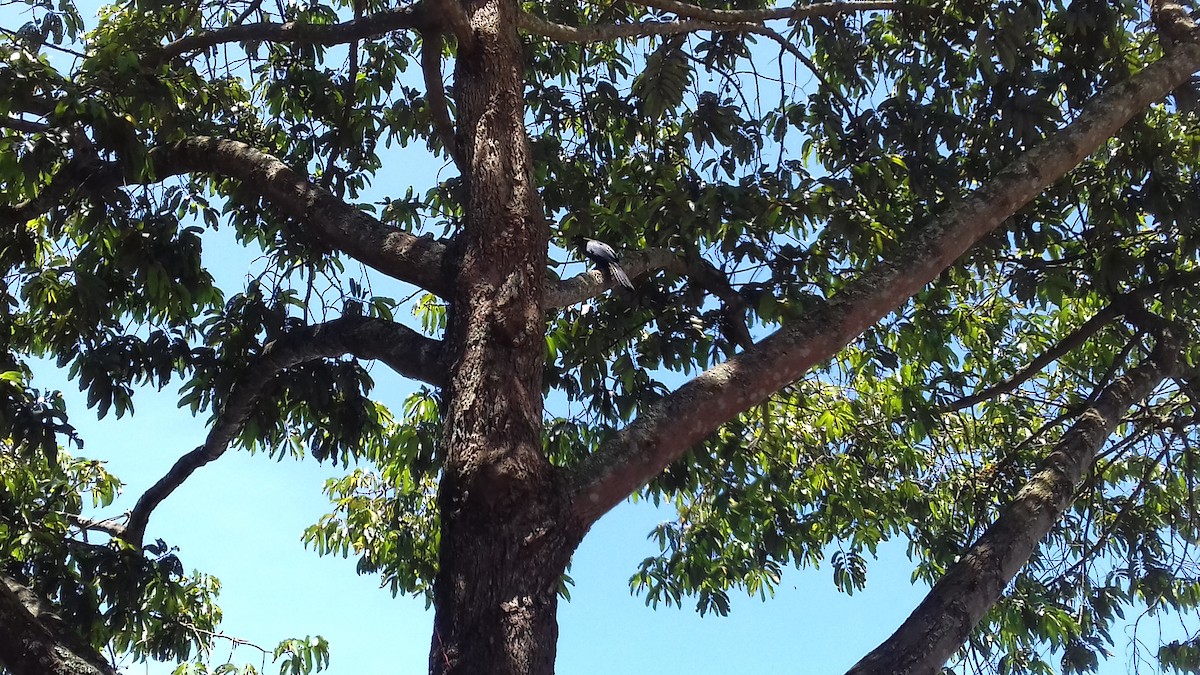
[608,263,634,290]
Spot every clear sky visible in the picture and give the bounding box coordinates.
[3,2,1180,673]
[44,363,940,675]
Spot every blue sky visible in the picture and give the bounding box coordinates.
[48,367,934,675]
[3,1,1183,673]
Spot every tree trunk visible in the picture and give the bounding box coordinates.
[430,481,578,675]
[429,1,580,673]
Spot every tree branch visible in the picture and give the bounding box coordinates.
[231,0,266,27]
[0,574,116,675]
[433,0,475,53]
[1054,438,1174,585]
[318,0,364,193]
[421,31,464,169]
[122,316,445,546]
[944,270,1200,412]
[0,155,120,230]
[546,247,683,307]
[517,13,729,43]
[846,334,1180,675]
[1150,0,1200,110]
[628,0,905,24]
[159,1,436,60]
[743,24,871,145]
[548,249,752,351]
[566,35,1200,526]
[2,136,452,297]
[517,1,908,44]
[945,305,1123,412]
[0,117,49,134]
[157,137,451,295]
[66,513,129,538]
[1151,0,1199,49]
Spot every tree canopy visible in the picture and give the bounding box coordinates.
[4,0,1200,673]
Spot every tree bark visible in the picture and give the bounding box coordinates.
[429,1,580,674]
[0,575,116,675]
[846,336,1180,675]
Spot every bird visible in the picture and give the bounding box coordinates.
[573,236,634,290]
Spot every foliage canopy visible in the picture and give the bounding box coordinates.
[3,0,1200,673]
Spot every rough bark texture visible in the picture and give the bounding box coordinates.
[429,2,579,674]
[1,137,452,297]
[0,575,116,675]
[846,338,1180,675]
[158,138,452,297]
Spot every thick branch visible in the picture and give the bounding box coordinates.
[567,36,1200,525]
[160,2,435,60]
[2,136,450,296]
[157,137,451,295]
[1151,0,1198,49]
[518,13,728,43]
[0,117,49,134]
[421,32,464,169]
[433,0,475,52]
[122,316,445,546]
[846,336,1180,675]
[547,247,682,307]
[0,574,116,675]
[1150,0,1200,109]
[66,514,128,538]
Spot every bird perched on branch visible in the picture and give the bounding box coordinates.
[573,236,634,290]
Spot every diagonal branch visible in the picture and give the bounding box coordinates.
[2,136,451,297]
[159,1,436,60]
[688,256,755,352]
[945,305,1123,413]
[231,0,266,27]
[847,333,1180,675]
[743,24,871,145]
[566,33,1200,526]
[157,137,451,295]
[122,316,445,547]
[0,574,116,675]
[944,270,1200,412]
[0,155,119,229]
[548,249,752,351]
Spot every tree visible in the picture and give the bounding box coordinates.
[4,0,1200,673]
